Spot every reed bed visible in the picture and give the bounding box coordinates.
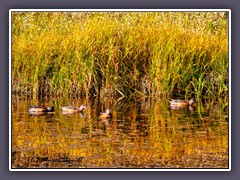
[11,11,229,103]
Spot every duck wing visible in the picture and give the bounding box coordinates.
[61,106,78,110]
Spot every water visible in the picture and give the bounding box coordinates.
[11,97,229,168]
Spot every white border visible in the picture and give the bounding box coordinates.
[10,9,230,11]
[228,9,231,171]
[9,9,231,171]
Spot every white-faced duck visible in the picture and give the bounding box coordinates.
[100,108,112,119]
[169,98,196,107]
[60,104,87,113]
[28,106,54,112]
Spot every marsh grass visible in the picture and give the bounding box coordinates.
[12,12,228,103]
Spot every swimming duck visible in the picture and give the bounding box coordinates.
[100,108,112,119]
[60,104,87,113]
[28,106,54,112]
[169,98,195,107]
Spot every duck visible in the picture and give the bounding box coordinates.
[60,104,87,113]
[169,98,196,107]
[100,108,112,119]
[28,106,54,112]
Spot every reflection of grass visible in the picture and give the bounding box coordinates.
[12,12,228,103]
[12,99,228,168]
[146,99,228,167]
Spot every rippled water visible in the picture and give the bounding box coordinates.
[11,97,229,169]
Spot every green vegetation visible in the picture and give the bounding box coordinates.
[11,12,229,103]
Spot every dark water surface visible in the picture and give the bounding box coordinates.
[11,97,229,169]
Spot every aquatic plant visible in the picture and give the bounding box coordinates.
[11,12,229,103]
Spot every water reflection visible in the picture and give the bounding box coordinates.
[169,105,195,111]
[29,111,55,116]
[11,97,229,168]
[61,111,87,119]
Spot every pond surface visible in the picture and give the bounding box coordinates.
[11,97,229,169]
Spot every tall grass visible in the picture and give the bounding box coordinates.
[11,12,229,102]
